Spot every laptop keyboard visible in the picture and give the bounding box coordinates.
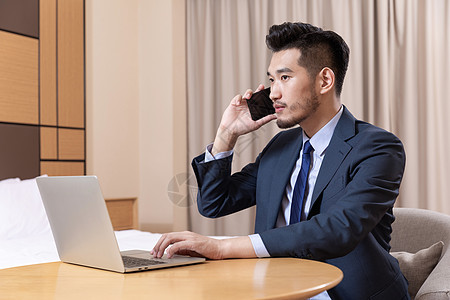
[122,255,167,268]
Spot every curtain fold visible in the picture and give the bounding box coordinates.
[185,0,450,236]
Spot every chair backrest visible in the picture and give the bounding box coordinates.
[391,207,450,254]
[391,207,450,300]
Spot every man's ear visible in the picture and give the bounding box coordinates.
[317,67,335,95]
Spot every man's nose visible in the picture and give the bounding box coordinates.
[270,84,281,102]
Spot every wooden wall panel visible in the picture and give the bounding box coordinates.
[39,0,86,177]
[0,30,38,124]
[0,0,39,38]
[40,127,58,160]
[0,124,39,180]
[39,0,57,126]
[41,161,84,176]
[57,0,84,128]
[0,0,85,180]
[58,128,85,160]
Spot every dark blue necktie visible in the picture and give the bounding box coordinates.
[290,140,313,225]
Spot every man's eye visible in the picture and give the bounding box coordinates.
[281,75,290,80]
[269,78,274,82]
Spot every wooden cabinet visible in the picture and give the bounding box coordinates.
[105,198,138,230]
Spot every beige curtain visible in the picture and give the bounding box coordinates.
[185,0,450,236]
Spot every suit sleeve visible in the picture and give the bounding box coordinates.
[191,133,282,218]
[259,129,406,260]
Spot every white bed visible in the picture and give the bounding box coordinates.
[0,176,162,270]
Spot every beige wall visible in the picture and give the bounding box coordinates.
[138,0,188,232]
[86,0,187,232]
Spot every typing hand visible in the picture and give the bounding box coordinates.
[151,231,223,259]
[150,231,256,260]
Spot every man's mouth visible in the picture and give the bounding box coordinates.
[274,103,286,113]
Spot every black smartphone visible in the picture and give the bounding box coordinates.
[246,88,274,121]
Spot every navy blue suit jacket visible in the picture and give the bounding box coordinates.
[192,107,409,300]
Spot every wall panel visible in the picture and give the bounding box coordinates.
[40,0,58,126]
[38,0,86,177]
[0,0,39,38]
[41,161,85,176]
[58,128,85,160]
[0,124,39,180]
[58,0,85,128]
[0,0,85,180]
[40,127,58,160]
[0,30,38,125]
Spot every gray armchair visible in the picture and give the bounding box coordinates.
[391,207,450,299]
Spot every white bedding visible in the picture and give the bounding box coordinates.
[0,176,162,270]
[0,229,162,270]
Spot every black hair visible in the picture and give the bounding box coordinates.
[266,22,350,96]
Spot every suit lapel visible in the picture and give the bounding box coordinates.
[311,107,356,207]
[264,128,303,229]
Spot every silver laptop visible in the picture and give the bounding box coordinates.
[36,176,205,273]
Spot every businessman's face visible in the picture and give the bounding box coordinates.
[267,48,319,130]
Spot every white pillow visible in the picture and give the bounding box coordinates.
[0,176,51,240]
[0,178,20,184]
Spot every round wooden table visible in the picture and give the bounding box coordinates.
[0,258,342,299]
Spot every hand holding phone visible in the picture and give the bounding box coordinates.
[246,88,275,121]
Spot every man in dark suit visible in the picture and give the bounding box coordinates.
[152,22,409,299]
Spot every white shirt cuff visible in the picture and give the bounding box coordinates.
[248,234,271,257]
[204,143,234,162]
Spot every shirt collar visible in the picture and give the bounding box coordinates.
[302,105,344,156]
